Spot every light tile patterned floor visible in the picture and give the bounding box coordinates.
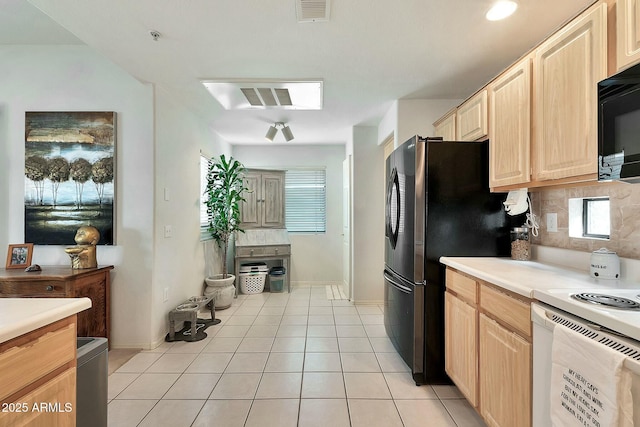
[108,285,487,427]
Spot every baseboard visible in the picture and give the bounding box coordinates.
[291,280,342,287]
[353,300,384,306]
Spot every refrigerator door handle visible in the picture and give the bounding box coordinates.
[383,271,412,294]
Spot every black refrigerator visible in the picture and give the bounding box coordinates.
[383,136,510,385]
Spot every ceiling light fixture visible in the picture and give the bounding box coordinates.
[265,122,294,142]
[265,125,278,141]
[486,0,518,21]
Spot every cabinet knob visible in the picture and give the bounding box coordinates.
[45,285,54,291]
[250,249,254,255]
[275,248,279,254]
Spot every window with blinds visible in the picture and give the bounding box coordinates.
[285,169,326,233]
[200,154,212,240]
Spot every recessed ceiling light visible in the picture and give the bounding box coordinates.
[486,0,518,21]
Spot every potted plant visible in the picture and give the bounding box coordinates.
[203,154,248,309]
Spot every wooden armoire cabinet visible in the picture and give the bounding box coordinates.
[240,169,285,229]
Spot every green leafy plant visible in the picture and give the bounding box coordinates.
[205,154,248,278]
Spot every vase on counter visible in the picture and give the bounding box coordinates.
[204,274,235,309]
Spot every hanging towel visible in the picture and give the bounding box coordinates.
[550,323,633,427]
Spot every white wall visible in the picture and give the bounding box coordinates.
[378,99,462,147]
[351,126,385,303]
[0,45,227,349]
[396,99,460,143]
[152,88,230,346]
[232,144,344,286]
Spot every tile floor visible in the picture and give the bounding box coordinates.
[108,285,487,427]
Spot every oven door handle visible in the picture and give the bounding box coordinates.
[383,271,412,294]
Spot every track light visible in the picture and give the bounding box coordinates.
[265,125,278,141]
[265,122,294,142]
[281,125,294,142]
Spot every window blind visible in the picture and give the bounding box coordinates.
[285,169,326,233]
[200,154,212,240]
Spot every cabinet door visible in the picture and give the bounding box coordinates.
[261,172,285,228]
[617,0,640,71]
[533,3,606,181]
[479,314,531,427]
[0,368,76,427]
[445,292,478,407]
[456,89,488,141]
[240,172,261,228]
[489,58,531,188]
[433,109,456,140]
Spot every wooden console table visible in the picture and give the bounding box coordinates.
[235,229,291,295]
[0,266,113,344]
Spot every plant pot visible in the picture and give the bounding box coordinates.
[204,274,235,309]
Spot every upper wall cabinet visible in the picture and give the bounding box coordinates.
[240,169,285,229]
[433,108,457,141]
[489,57,532,188]
[456,89,488,141]
[532,3,607,181]
[617,0,640,70]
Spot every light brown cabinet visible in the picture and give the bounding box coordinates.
[0,266,112,344]
[532,3,607,182]
[0,316,77,427]
[479,314,531,427]
[456,89,488,141]
[617,0,640,70]
[433,108,456,140]
[489,57,532,188]
[444,291,478,406]
[240,169,285,229]
[445,268,532,427]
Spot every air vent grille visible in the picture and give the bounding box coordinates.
[550,313,640,361]
[296,0,330,22]
[240,88,293,107]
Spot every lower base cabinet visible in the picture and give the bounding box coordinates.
[444,291,478,406]
[479,313,532,427]
[444,268,532,427]
[0,316,77,427]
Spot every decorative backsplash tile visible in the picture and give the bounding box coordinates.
[530,182,640,259]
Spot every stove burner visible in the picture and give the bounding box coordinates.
[571,293,640,310]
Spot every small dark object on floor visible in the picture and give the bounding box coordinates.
[25,264,41,272]
[165,318,221,342]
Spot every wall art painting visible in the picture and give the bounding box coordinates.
[24,112,115,245]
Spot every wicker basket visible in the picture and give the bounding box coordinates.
[239,272,267,294]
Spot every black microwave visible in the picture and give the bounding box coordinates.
[598,62,640,182]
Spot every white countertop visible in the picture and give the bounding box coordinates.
[440,255,640,341]
[0,298,91,344]
[439,256,640,298]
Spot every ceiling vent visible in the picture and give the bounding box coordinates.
[240,88,294,107]
[201,80,323,110]
[296,0,330,22]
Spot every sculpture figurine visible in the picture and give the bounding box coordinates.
[65,226,100,269]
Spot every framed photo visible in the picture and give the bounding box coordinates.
[5,243,34,269]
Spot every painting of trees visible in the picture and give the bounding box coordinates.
[24,112,116,245]
[48,157,70,207]
[92,157,114,206]
[70,158,92,208]
[25,155,48,205]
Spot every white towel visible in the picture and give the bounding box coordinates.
[550,323,633,427]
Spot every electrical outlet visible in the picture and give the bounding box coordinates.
[164,225,172,238]
[163,287,169,302]
[547,213,558,232]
